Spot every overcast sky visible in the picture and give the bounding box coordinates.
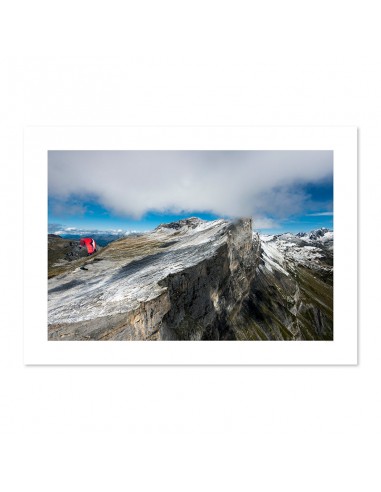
[48,150,333,233]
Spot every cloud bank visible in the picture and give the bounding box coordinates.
[48,150,333,220]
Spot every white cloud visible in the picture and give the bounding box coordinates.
[48,151,333,219]
[306,211,333,216]
[253,217,280,229]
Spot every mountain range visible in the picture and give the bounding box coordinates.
[47,218,333,341]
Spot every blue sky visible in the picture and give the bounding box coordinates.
[48,202,222,234]
[48,150,333,235]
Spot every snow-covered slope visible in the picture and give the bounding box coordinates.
[48,217,257,340]
[259,228,333,273]
[296,228,334,248]
[233,229,333,341]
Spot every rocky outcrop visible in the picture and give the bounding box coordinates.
[159,220,259,340]
[48,218,259,340]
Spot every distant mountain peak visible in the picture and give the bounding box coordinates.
[296,228,333,241]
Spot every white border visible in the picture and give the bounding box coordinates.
[23,127,357,365]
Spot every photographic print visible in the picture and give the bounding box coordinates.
[23,126,356,364]
[47,150,334,342]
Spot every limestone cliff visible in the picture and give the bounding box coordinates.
[48,218,259,340]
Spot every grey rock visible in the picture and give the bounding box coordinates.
[47,218,333,341]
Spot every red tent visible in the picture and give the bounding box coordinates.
[80,237,97,255]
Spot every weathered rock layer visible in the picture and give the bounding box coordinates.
[48,218,259,340]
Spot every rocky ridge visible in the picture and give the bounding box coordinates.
[48,220,333,341]
[48,218,258,340]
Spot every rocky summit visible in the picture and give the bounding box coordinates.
[48,219,333,341]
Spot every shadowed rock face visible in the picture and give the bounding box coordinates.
[233,231,333,340]
[47,219,333,341]
[159,221,260,340]
[48,218,258,340]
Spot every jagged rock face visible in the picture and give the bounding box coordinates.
[48,218,258,341]
[233,232,333,340]
[159,220,259,340]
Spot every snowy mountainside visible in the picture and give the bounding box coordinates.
[296,227,333,244]
[233,229,333,341]
[260,228,333,273]
[48,217,257,341]
[48,219,333,341]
